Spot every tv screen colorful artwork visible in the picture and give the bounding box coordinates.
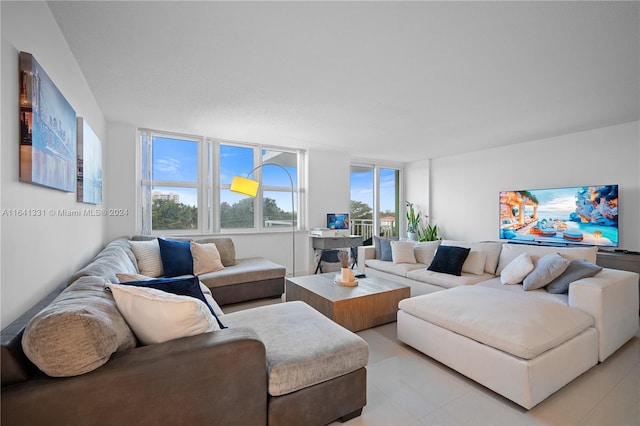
[327,213,350,230]
[499,185,618,247]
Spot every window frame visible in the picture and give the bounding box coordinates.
[137,129,304,235]
[350,160,404,239]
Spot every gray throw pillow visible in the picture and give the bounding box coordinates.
[546,259,603,294]
[373,236,397,261]
[523,252,570,291]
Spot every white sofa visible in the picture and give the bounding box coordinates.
[358,240,639,409]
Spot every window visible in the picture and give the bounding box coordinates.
[139,130,303,235]
[219,145,298,230]
[350,163,402,243]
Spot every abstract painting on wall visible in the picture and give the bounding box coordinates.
[77,118,103,204]
[19,51,76,192]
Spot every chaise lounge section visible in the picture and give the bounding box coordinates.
[360,239,639,409]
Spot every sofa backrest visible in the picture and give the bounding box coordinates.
[496,243,598,275]
[66,237,139,285]
[441,240,504,275]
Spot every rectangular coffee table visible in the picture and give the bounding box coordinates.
[285,273,410,332]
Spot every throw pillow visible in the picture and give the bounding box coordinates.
[522,252,571,291]
[427,246,471,276]
[193,238,237,266]
[21,276,137,377]
[546,259,603,294]
[500,252,534,285]
[413,240,441,265]
[373,236,395,261]
[158,238,193,277]
[107,284,219,345]
[461,250,487,275]
[390,241,417,264]
[190,241,225,275]
[129,239,164,277]
[116,276,225,329]
[116,273,225,318]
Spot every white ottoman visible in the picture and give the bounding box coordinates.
[398,286,599,409]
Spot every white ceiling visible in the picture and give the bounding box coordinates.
[48,1,639,163]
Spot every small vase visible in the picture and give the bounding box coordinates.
[341,267,354,283]
[407,232,417,241]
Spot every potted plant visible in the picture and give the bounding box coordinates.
[406,201,421,240]
[417,217,440,242]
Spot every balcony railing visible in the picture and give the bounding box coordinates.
[350,218,395,243]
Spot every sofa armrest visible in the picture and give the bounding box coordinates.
[357,245,376,273]
[569,268,639,362]
[1,327,267,426]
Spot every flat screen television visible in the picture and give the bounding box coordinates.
[327,213,350,230]
[499,184,618,247]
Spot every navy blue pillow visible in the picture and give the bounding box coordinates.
[118,276,226,329]
[158,238,193,277]
[427,245,471,276]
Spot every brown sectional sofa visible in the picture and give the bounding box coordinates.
[1,236,369,425]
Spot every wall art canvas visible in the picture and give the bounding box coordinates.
[20,51,76,192]
[77,117,102,204]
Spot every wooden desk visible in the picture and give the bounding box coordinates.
[311,235,363,274]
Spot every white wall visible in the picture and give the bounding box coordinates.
[1,1,107,327]
[428,122,640,251]
[405,158,430,222]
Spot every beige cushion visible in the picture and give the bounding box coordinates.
[406,268,495,288]
[391,241,417,264]
[399,286,594,359]
[190,241,225,275]
[441,240,503,274]
[461,250,487,275]
[500,252,534,285]
[193,237,237,266]
[21,276,137,377]
[496,244,598,275]
[129,239,163,277]
[116,273,224,317]
[107,283,219,345]
[365,259,426,277]
[413,240,441,265]
[224,301,369,396]
[199,257,285,289]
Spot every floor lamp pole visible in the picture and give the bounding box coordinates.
[243,163,295,277]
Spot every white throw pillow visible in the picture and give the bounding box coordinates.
[116,273,224,317]
[107,283,219,345]
[522,252,571,291]
[190,241,224,275]
[413,240,441,265]
[390,241,417,264]
[461,250,487,275]
[500,252,534,285]
[129,239,163,278]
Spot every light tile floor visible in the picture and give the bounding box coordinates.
[225,298,640,426]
